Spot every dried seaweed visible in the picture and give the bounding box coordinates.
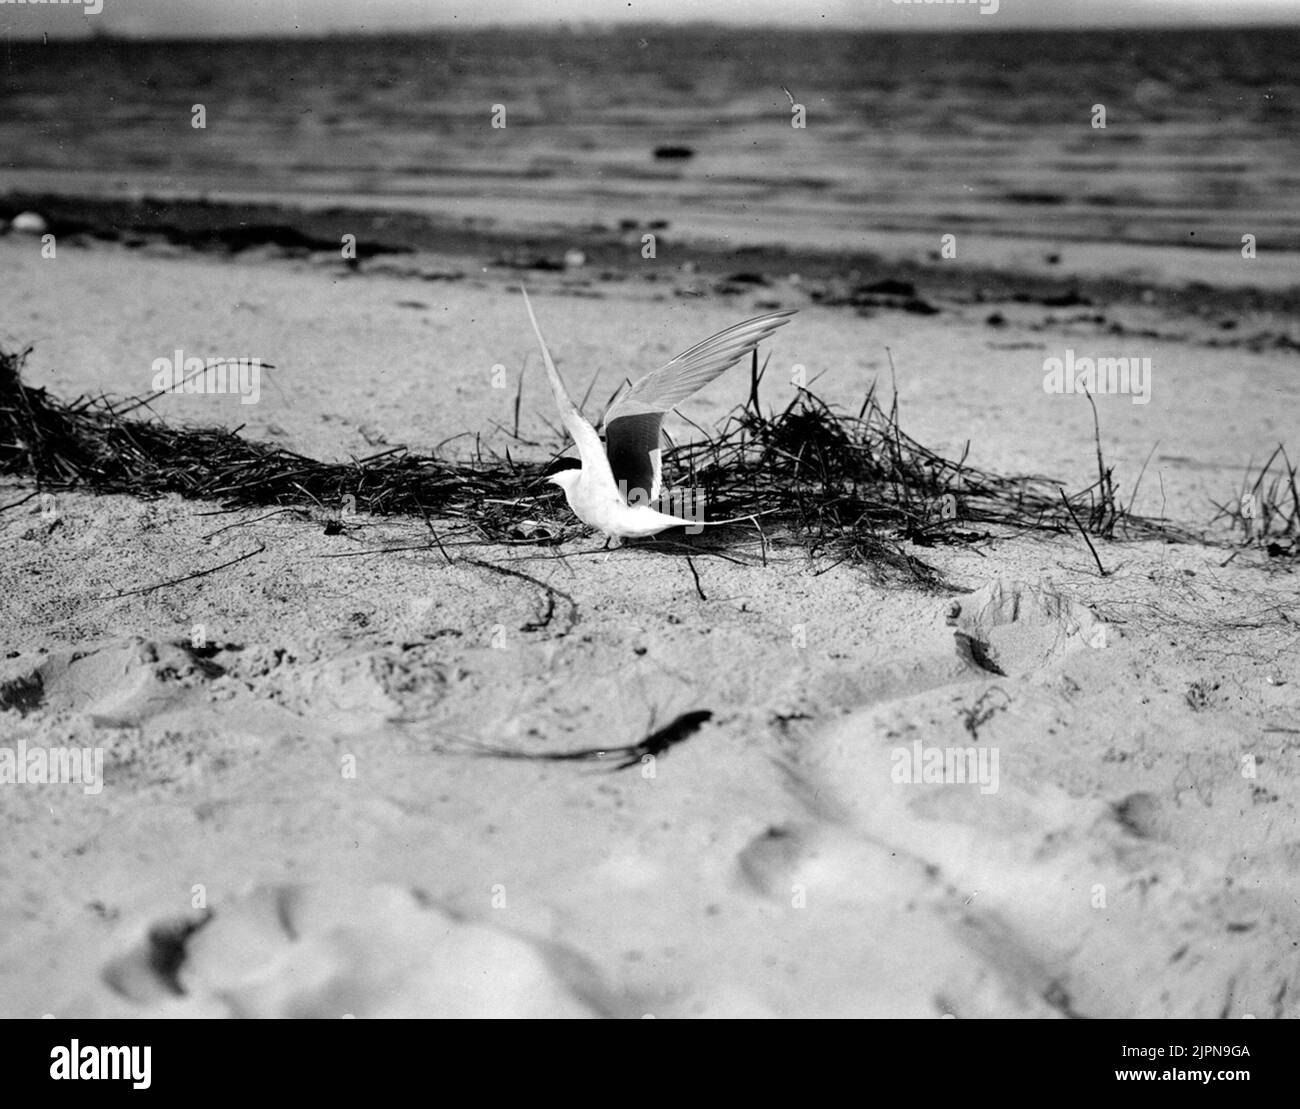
[1,344,1200,586]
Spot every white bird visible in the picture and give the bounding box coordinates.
[521,287,795,542]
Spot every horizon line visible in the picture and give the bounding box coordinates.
[4,17,1300,42]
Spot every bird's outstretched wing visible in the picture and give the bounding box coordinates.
[605,309,797,423]
[520,287,608,472]
[602,309,796,503]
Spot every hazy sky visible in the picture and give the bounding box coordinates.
[4,0,1299,38]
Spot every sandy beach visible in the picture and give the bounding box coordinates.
[2,213,1297,1018]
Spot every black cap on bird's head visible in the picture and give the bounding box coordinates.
[541,455,582,490]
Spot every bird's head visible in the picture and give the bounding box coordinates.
[542,456,582,494]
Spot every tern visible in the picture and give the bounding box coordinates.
[521,288,795,542]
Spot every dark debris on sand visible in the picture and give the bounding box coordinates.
[1,344,1206,587]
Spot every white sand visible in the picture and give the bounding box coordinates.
[1,236,1297,1017]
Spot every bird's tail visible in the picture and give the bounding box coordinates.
[693,509,778,527]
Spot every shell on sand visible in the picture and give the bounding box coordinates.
[10,211,48,235]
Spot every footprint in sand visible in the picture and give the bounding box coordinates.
[0,637,227,727]
[0,635,457,737]
[736,579,1299,1018]
[787,578,1110,722]
[947,577,1111,676]
[102,882,619,1018]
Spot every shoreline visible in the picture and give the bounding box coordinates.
[5,189,1300,319]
